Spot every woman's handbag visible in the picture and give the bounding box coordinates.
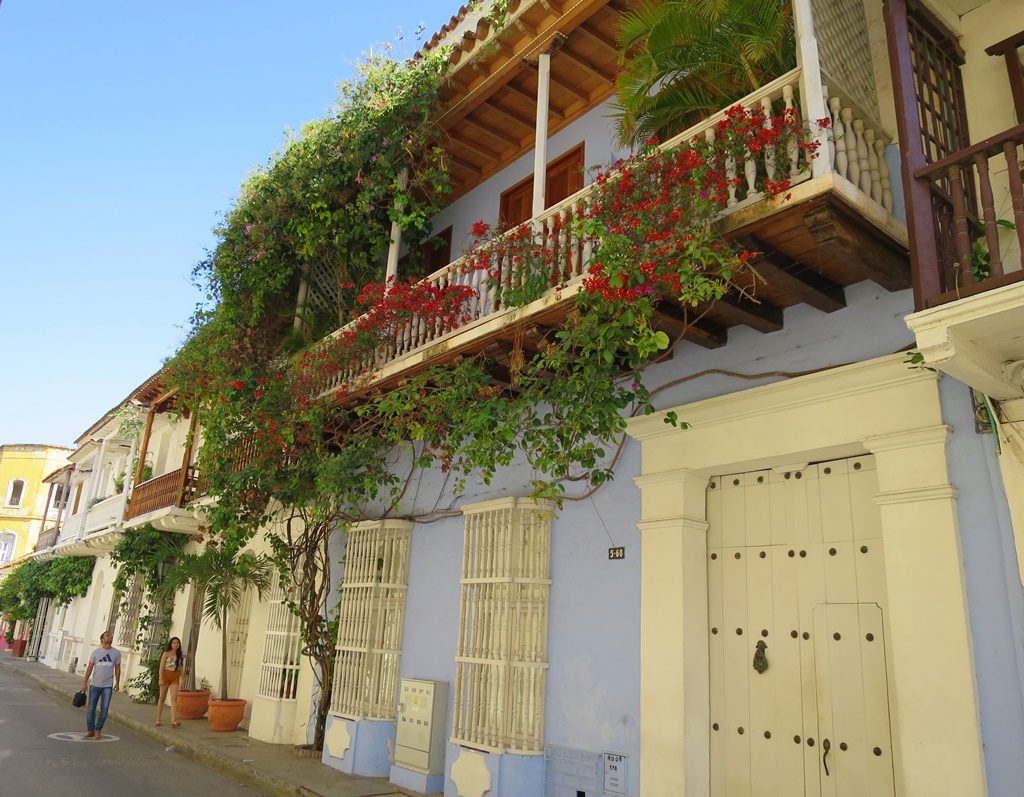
[72,690,87,708]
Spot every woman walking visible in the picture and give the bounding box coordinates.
[155,637,183,727]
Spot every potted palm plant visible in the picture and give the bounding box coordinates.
[201,546,272,732]
[160,545,272,725]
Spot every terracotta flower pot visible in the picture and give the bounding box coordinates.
[175,689,211,719]
[208,698,247,732]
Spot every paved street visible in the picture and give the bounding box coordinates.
[0,667,254,797]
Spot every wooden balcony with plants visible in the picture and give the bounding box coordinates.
[123,467,198,522]
[316,64,909,406]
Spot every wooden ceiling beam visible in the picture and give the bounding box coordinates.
[714,295,784,334]
[556,45,616,84]
[447,152,483,176]
[736,236,846,313]
[504,81,567,120]
[460,115,524,148]
[522,61,590,105]
[652,307,728,349]
[575,22,619,57]
[448,130,504,162]
[480,98,537,131]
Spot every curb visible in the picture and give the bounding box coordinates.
[0,657,319,797]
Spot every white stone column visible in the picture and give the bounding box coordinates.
[531,52,551,219]
[635,468,710,797]
[79,437,109,538]
[865,426,988,797]
[385,168,410,284]
[792,0,830,178]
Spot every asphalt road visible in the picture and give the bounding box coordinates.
[0,668,255,797]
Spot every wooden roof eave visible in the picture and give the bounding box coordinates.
[437,0,616,131]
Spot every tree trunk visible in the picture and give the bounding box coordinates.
[182,584,205,692]
[310,640,335,750]
[220,606,229,701]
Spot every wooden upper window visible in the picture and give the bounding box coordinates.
[398,226,453,279]
[499,143,585,227]
[906,2,970,163]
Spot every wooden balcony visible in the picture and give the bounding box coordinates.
[914,123,1024,308]
[319,64,910,406]
[123,467,199,533]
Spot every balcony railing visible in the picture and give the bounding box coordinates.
[83,492,127,536]
[915,122,1024,307]
[317,61,900,402]
[124,467,197,521]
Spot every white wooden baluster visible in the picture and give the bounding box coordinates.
[821,85,835,171]
[830,96,847,179]
[841,108,860,187]
[744,105,758,198]
[864,128,882,204]
[854,119,871,197]
[783,83,799,174]
[875,137,893,212]
[762,96,776,181]
[726,150,738,207]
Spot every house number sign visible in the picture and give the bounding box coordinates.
[608,547,626,560]
[603,752,627,794]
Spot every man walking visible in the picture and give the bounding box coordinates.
[81,630,120,739]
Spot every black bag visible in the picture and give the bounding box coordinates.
[72,691,86,708]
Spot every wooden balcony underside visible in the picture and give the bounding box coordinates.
[335,184,910,408]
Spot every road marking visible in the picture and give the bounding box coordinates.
[48,732,120,742]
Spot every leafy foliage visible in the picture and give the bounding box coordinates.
[0,557,95,622]
[613,0,796,145]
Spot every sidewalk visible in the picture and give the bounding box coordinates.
[0,653,414,797]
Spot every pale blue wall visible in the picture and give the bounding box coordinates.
[940,376,1024,795]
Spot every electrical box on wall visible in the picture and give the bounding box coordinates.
[395,678,449,776]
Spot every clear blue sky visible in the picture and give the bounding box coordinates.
[0,1,456,447]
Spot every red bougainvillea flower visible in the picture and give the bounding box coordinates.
[471,220,490,238]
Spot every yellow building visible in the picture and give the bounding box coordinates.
[0,444,73,567]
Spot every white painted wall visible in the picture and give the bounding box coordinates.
[418,97,627,269]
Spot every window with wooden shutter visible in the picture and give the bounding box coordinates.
[499,144,585,227]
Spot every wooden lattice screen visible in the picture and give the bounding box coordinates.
[452,498,552,754]
[907,1,975,289]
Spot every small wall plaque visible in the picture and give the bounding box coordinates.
[608,547,626,560]
[603,752,627,794]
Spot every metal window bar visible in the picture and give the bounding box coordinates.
[452,499,552,754]
[257,585,304,700]
[330,521,412,720]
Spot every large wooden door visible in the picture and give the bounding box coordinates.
[708,456,896,797]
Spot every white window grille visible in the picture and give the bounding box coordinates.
[257,585,302,700]
[115,575,145,649]
[452,498,552,754]
[331,520,412,720]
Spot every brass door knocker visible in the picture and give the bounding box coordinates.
[752,640,769,674]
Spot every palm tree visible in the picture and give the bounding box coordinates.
[613,0,796,146]
[202,548,273,701]
[160,546,273,699]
